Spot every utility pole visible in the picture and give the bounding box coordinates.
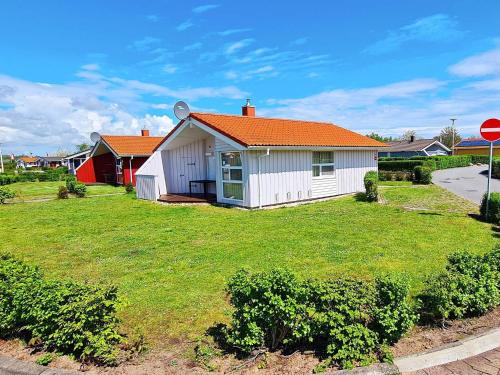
[450,118,457,155]
[0,143,4,174]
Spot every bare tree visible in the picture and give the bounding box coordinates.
[401,130,417,142]
[435,126,461,148]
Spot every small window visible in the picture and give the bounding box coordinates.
[312,152,335,178]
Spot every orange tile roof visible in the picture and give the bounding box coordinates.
[161,113,387,148]
[100,135,164,156]
[19,156,39,163]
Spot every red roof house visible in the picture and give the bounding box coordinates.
[136,100,387,208]
[76,129,163,186]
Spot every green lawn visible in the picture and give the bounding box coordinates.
[7,181,124,201]
[0,184,496,348]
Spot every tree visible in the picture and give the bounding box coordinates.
[435,126,461,148]
[76,143,91,152]
[366,133,396,142]
[401,130,417,142]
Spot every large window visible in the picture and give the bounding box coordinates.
[221,152,243,200]
[312,151,335,178]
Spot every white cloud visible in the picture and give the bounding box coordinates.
[364,14,464,55]
[81,63,100,71]
[184,42,202,51]
[176,20,194,32]
[225,38,255,55]
[146,14,159,22]
[192,4,220,13]
[151,103,169,109]
[162,64,178,74]
[291,37,308,46]
[449,47,500,77]
[129,36,162,51]
[0,70,248,153]
[217,28,252,37]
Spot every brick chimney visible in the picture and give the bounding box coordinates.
[242,99,255,117]
[141,129,150,137]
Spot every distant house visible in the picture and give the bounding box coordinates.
[76,130,163,186]
[65,149,91,175]
[16,156,42,169]
[135,101,387,208]
[378,137,450,158]
[39,156,67,169]
[454,138,500,156]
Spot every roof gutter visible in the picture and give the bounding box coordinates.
[246,146,385,151]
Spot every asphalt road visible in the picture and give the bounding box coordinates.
[432,165,500,204]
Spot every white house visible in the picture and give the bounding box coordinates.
[64,149,91,175]
[136,102,387,208]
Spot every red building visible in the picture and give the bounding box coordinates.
[76,130,163,186]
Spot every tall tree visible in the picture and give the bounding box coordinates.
[366,133,395,142]
[401,130,417,142]
[76,143,91,152]
[435,126,461,148]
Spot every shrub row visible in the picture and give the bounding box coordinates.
[379,155,481,172]
[217,247,499,370]
[0,254,123,365]
[378,171,413,182]
[378,160,427,172]
[0,169,69,185]
[217,269,416,369]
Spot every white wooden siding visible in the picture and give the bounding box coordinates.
[311,176,337,198]
[135,151,167,200]
[246,151,312,208]
[336,150,377,195]
[166,139,207,194]
[215,138,236,152]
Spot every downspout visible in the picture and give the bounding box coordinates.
[129,156,134,184]
[258,148,270,209]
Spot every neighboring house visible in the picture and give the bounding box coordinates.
[378,137,450,158]
[16,156,42,169]
[39,156,67,168]
[76,130,163,186]
[65,149,91,175]
[136,102,387,208]
[454,138,500,156]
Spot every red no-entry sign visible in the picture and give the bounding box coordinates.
[480,118,500,142]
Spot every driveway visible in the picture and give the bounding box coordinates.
[432,165,500,204]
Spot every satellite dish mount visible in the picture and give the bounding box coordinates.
[173,101,190,120]
[90,132,101,143]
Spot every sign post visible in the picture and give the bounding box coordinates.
[480,118,500,217]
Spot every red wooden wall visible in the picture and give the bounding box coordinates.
[122,157,148,186]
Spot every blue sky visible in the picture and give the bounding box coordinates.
[1,0,500,154]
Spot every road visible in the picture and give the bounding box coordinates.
[432,165,500,204]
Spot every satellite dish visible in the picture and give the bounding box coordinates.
[90,132,101,143]
[173,101,190,120]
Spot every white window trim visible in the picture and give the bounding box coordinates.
[116,158,123,175]
[221,151,244,202]
[312,151,335,179]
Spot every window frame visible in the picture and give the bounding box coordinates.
[116,158,123,175]
[312,151,335,179]
[220,151,244,201]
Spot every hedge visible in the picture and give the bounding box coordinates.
[0,168,69,185]
[480,192,500,224]
[216,269,416,369]
[0,254,122,365]
[379,156,474,172]
[378,160,426,172]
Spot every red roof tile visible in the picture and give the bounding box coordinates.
[160,113,387,148]
[100,135,164,156]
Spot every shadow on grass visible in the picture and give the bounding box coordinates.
[354,192,368,202]
[418,212,443,216]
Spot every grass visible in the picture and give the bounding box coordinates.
[7,181,124,201]
[0,183,496,348]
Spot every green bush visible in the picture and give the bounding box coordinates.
[125,183,134,193]
[0,174,18,185]
[218,268,415,369]
[413,166,432,184]
[57,186,69,199]
[480,192,500,224]
[372,276,417,344]
[364,171,378,202]
[0,186,15,203]
[378,171,412,182]
[35,353,53,366]
[65,176,77,193]
[73,183,87,198]
[418,248,500,322]
[0,254,123,365]
[493,160,500,178]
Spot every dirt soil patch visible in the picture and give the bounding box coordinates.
[1,308,498,374]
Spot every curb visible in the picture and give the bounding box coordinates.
[326,363,399,374]
[0,355,82,375]
[393,327,500,372]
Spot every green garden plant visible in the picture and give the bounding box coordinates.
[480,192,500,224]
[125,183,134,193]
[364,171,378,202]
[57,186,69,199]
[65,176,77,193]
[0,186,15,203]
[73,183,87,198]
[413,166,432,184]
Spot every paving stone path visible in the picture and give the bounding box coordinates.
[403,348,500,375]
